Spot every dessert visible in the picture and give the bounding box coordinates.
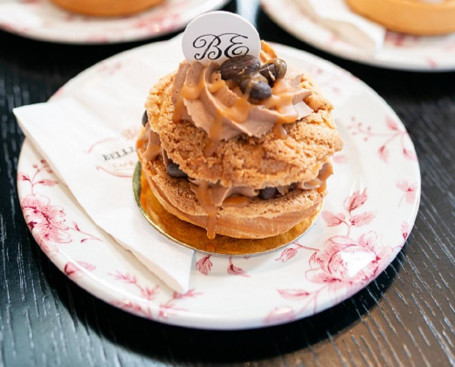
[51,0,163,17]
[136,42,343,240]
[346,0,455,35]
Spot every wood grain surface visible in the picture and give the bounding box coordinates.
[1,1,454,366]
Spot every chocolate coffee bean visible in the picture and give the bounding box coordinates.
[249,80,272,101]
[259,187,278,200]
[167,160,187,178]
[142,110,148,126]
[258,63,277,85]
[273,58,287,80]
[240,76,272,102]
[259,58,287,85]
[220,55,260,82]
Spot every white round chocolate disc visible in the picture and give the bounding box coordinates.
[182,11,261,65]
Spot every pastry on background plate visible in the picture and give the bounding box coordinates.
[346,0,455,35]
[51,0,163,17]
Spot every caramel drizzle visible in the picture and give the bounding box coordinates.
[214,96,251,123]
[192,182,252,239]
[222,195,250,208]
[203,114,223,157]
[193,181,218,240]
[182,77,205,99]
[273,123,288,139]
[173,96,184,123]
[317,162,333,193]
[269,80,299,114]
[144,130,161,162]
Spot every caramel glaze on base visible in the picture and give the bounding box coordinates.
[136,163,323,255]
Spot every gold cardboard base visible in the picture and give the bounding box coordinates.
[133,163,320,256]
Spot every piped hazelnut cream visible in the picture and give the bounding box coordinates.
[138,43,335,239]
[171,61,313,146]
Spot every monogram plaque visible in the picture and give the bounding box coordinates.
[182,11,261,64]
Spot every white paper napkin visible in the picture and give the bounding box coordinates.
[296,0,386,54]
[14,38,195,293]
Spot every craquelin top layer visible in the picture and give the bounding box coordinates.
[145,73,343,189]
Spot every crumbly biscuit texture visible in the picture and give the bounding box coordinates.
[146,74,343,188]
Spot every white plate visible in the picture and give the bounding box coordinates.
[17,39,420,330]
[0,0,229,44]
[261,0,455,72]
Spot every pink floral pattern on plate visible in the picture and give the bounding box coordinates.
[17,41,421,330]
[348,116,417,163]
[19,160,101,256]
[261,0,455,71]
[109,271,202,320]
[266,189,407,324]
[0,0,229,44]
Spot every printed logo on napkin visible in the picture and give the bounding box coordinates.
[86,127,139,178]
[182,11,261,64]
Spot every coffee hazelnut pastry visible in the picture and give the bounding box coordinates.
[136,42,343,240]
[346,0,455,35]
[51,0,163,17]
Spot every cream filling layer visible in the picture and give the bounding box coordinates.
[139,127,332,205]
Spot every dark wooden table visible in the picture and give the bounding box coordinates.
[1,1,454,366]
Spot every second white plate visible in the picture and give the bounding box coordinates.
[261,0,455,71]
[0,0,229,44]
